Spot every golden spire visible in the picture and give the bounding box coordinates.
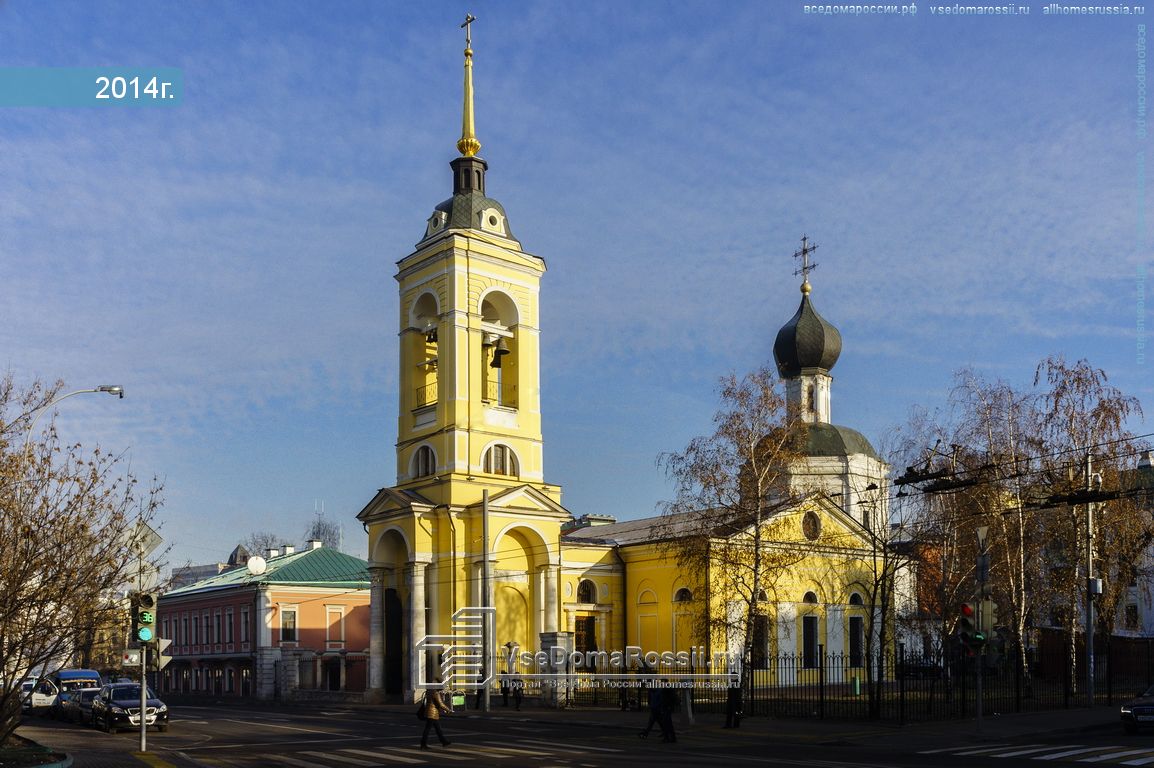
[457,14,481,158]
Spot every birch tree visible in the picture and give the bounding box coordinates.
[0,377,163,744]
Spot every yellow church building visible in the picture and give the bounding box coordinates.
[357,22,889,704]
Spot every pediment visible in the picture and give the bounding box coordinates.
[356,486,436,524]
[473,484,571,518]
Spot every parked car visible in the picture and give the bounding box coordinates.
[1122,684,1154,733]
[91,683,169,733]
[19,679,36,713]
[60,687,100,725]
[898,657,945,680]
[29,669,103,716]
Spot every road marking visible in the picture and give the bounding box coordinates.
[918,744,1013,754]
[988,745,1061,757]
[445,745,513,759]
[1080,749,1154,762]
[300,751,379,766]
[517,737,624,753]
[478,741,553,756]
[1037,746,1130,760]
[350,746,469,761]
[1122,756,1154,766]
[260,756,331,768]
[340,748,429,764]
[955,745,1035,756]
[223,718,342,736]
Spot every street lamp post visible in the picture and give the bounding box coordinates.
[22,385,124,460]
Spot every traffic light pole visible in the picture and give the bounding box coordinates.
[140,643,148,753]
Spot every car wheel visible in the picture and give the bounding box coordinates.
[157,724,168,733]
[105,714,116,734]
[1126,723,1139,735]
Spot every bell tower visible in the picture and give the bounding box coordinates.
[392,17,553,508]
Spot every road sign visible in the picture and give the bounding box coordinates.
[123,649,141,666]
[126,520,163,557]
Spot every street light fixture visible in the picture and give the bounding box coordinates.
[23,385,125,460]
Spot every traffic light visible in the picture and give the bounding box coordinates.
[982,600,998,634]
[958,601,983,646]
[132,592,158,644]
[154,637,173,671]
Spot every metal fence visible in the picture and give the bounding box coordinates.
[502,636,1154,723]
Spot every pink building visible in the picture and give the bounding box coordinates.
[157,542,371,700]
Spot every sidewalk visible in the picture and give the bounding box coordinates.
[437,699,1122,751]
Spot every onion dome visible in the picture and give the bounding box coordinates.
[773,282,842,378]
[800,422,881,461]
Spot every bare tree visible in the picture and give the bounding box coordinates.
[241,530,286,556]
[898,357,1149,694]
[0,377,163,743]
[303,511,341,550]
[657,367,806,696]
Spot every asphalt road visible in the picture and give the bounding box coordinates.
[18,704,1154,768]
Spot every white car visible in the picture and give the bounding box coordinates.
[19,679,36,713]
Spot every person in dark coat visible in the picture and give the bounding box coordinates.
[639,685,666,740]
[659,685,678,743]
[724,683,743,728]
[420,687,452,749]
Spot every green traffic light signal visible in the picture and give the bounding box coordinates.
[132,592,158,645]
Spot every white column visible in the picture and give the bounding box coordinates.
[826,606,845,656]
[408,560,428,699]
[368,567,386,695]
[542,565,558,634]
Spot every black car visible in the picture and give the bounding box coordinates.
[90,683,169,733]
[1121,684,1154,733]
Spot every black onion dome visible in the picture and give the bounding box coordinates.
[773,290,842,378]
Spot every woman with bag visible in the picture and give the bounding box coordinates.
[419,686,452,750]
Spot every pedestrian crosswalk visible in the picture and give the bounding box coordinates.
[188,736,624,767]
[919,742,1154,765]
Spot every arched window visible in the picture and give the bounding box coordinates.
[483,444,519,477]
[756,589,769,603]
[849,592,864,606]
[577,579,597,604]
[412,446,435,478]
[803,591,819,605]
[674,588,693,603]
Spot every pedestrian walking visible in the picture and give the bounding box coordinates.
[724,684,742,729]
[659,685,678,743]
[510,673,523,711]
[419,687,452,750]
[638,685,666,740]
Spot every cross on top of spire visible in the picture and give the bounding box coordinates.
[792,235,818,294]
[461,13,476,48]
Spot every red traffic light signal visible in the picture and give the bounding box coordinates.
[958,601,977,645]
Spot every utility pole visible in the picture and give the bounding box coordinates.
[482,489,491,712]
[975,526,989,733]
[1086,452,1100,708]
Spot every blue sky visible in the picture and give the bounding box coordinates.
[1,1,1148,570]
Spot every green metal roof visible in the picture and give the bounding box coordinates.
[164,547,370,597]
